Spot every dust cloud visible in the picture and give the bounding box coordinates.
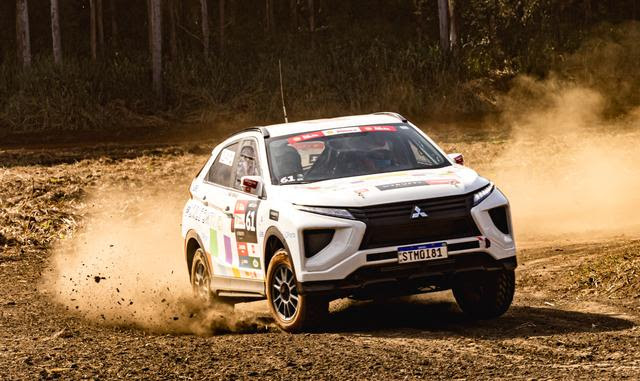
[43,187,271,336]
[489,23,640,243]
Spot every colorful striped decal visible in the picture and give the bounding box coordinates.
[209,229,218,258]
[224,235,233,264]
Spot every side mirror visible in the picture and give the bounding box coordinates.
[448,153,464,166]
[241,176,264,196]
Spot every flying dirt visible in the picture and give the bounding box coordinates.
[43,186,271,335]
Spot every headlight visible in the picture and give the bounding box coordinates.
[472,183,494,206]
[295,205,355,220]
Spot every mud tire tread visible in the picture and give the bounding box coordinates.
[453,269,515,320]
[266,250,329,333]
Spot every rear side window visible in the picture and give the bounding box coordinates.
[206,142,239,187]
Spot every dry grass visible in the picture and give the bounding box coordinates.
[0,145,206,262]
[568,240,640,299]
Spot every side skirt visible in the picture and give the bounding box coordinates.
[211,275,265,298]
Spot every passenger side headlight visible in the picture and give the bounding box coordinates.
[472,183,494,206]
[295,205,355,220]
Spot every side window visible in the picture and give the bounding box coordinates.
[206,142,240,187]
[233,140,261,191]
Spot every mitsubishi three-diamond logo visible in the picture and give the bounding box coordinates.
[411,206,428,219]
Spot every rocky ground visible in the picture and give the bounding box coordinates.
[1,139,639,380]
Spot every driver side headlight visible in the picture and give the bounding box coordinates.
[472,183,494,206]
[295,205,355,220]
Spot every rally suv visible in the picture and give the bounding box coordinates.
[182,113,516,332]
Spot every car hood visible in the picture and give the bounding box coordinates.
[272,166,489,208]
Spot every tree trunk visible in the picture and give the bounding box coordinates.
[168,0,178,61]
[266,0,275,32]
[200,0,210,59]
[150,0,163,99]
[437,0,450,53]
[307,0,315,32]
[110,0,118,49]
[218,0,225,54]
[448,0,458,52]
[228,0,236,26]
[16,0,31,68]
[147,0,153,54]
[289,0,298,30]
[97,0,104,55]
[90,0,97,61]
[51,0,62,65]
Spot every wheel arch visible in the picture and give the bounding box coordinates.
[263,226,292,274]
[185,229,207,279]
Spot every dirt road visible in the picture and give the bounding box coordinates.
[1,142,639,380]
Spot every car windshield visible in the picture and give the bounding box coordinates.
[266,124,449,184]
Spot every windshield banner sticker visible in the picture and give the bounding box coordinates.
[287,125,397,144]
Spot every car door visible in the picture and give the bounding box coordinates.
[198,140,242,280]
[227,138,265,281]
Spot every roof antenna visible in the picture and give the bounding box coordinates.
[278,59,289,123]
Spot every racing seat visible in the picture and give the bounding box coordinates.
[272,146,303,178]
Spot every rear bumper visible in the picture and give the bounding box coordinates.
[298,252,517,298]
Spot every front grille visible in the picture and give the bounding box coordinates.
[349,193,480,249]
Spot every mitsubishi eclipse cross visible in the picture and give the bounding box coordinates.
[182,112,516,332]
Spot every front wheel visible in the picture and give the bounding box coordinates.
[452,269,515,319]
[266,249,328,332]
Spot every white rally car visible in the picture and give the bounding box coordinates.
[182,113,516,332]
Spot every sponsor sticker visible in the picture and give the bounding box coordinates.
[286,125,398,144]
[238,241,261,269]
[219,148,236,166]
[234,200,259,243]
[269,209,279,221]
[354,188,369,198]
[377,181,429,191]
[376,178,460,191]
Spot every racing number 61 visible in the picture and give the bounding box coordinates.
[245,210,256,232]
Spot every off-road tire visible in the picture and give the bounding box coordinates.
[266,249,329,333]
[190,248,234,307]
[452,269,515,319]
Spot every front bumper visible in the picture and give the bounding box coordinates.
[295,188,516,283]
[298,252,516,298]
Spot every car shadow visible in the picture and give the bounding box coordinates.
[323,298,636,339]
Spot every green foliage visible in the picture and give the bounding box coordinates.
[0,0,638,139]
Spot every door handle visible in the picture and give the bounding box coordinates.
[224,206,234,218]
[198,195,209,207]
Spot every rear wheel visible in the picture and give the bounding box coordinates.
[191,248,212,302]
[452,269,515,319]
[190,248,234,307]
[266,249,328,332]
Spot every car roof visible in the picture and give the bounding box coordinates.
[261,113,406,138]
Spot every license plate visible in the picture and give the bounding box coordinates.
[397,242,448,264]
